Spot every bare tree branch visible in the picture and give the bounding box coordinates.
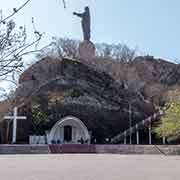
[62,0,66,8]
[0,0,31,24]
[0,0,45,100]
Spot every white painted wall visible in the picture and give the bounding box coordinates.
[48,116,90,144]
[29,135,46,144]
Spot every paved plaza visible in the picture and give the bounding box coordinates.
[0,154,179,180]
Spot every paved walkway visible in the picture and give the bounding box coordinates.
[0,154,179,180]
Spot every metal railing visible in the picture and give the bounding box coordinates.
[111,108,165,144]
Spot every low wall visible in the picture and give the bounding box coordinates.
[0,145,48,154]
[95,145,180,155]
[49,144,95,153]
[0,144,180,155]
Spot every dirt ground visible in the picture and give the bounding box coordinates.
[0,154,179,180]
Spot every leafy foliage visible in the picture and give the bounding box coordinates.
[31,103,49,134]
[154,89,180,141]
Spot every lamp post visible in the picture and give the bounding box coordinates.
[121,99,137,145]
[129,102,132,144]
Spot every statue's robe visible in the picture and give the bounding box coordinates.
[75,11,91,41]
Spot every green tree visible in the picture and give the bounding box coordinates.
[31,103,49,134]
[154,89,180,142]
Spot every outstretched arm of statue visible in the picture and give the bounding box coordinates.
[73,12,84,18]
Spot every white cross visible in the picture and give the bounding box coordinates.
[4,107,27,144]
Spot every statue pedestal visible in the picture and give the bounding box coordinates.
[78,40,95,60]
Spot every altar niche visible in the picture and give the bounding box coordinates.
[48,116,90,144]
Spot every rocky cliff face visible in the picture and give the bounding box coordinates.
[130,56,180,86]
[1,55,179,143]
[75,55,180,107]
[125,56,180,105]
[16,57,154,142]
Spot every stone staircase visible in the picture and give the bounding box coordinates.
[111,107,166,144]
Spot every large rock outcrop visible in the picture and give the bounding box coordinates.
[2,55,179,142]
[125,56,180,105]
[15,57,153,141]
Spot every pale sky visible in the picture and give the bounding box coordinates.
[1,0,180,97]
[1,0,180,63]
[0,0,180,62]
